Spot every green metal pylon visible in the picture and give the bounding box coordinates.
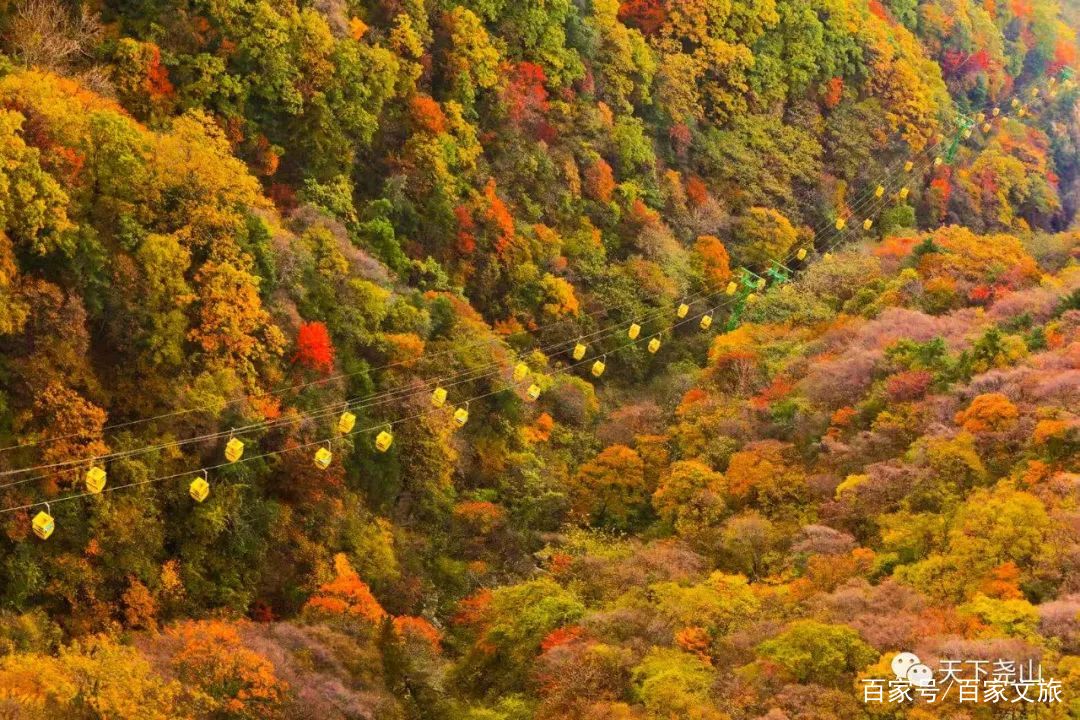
[738,267,766,293]
[725,300,746,331]
[944,115,976,164]
[765,260,791,285]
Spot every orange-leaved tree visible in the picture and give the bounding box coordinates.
[568,444,649,531]
[167,620,288,719]
[304,553,387,624]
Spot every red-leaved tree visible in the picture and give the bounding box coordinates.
[294,321,335,374]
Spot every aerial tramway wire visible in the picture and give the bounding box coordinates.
[3,71,1073,529]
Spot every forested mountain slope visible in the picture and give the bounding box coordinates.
[0,0,1078,718]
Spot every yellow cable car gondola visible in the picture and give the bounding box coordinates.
[628,323,641,340]
[982,122,992,133]
[976,112,985,123]
[85,464,107,495]
[375,426,394,453]
[512,363,530,382]
[725,281,738,295]
[898,187,909,201]
[32,504,53,540]
[454,403,470,427]
[700,313,713,331]
[904,160,914,172]
[648,337,661,354]
[431,386,448,408]
[863,218,873,231]
[933,156,943,167]
[796,247,807,261]
[992,107,1001,117]
[572,341,587,361]
[591,357,606,378]
[874,185,885,198]
[526,384,541,401]
[225,436,244,463]
[676,303,689,319]
[835,218,846,231]
[189,471,210,503]
[314,443,333,470]
[338,410,356,434]
[746,293,758,304]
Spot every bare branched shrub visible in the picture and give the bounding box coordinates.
[6,0,107,89]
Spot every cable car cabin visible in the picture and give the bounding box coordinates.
[225,438,245,463]
[32,510,54,540]
[835,218,846,230]
[976,112,985,123]
[796,248,807,261]
[431,387,448,408]
[746,293,759,304]
[725,281,738,296]
[874,185,885,198]
[628,323,641,340]
[982,122,992,133]
[823,252,833,261]
[756,277,766,290]
[453,406,470,426]
[591,359,606,377]
[338,411,356,434]
[676,303,689,319]
[899,187,910,201]
[904,160,914,172]
[699,314,713,331]
[526,384,541,401]
[1011,98,1021,108]
[963,128,972,139]
[1017,107,1027,117]
[933,156,943,167]
[375,429,394,452]
[572,342,587,361]
[1031,87,1039,98]
[189,477,210,503]
[85,465,107,494]
[992,107,1001,117]
[314,447,333,470]
[648,338,661,354]
[512,363,529,382]
[863,218,873,231]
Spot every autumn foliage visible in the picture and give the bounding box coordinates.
[304,554,386,623]
[293,321,335,374]
[168,621,288,719]
[0,0,1078,717]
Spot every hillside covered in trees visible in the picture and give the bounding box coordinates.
[0,0,1078,717]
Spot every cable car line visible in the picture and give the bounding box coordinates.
[1,70,1072,532]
